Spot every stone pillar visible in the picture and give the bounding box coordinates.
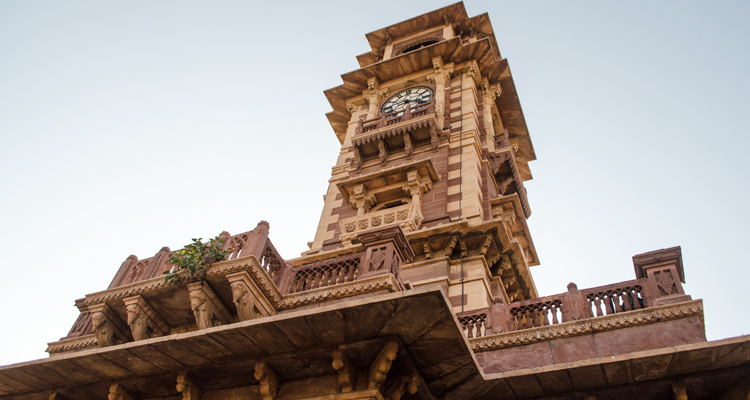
[633,247,691,307]
[357,226,415,286]
[561,282,589,321]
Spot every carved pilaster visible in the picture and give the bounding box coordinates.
[108,384,132,400]
[176,374,202,400]
[123,295,169,341]
[402,169,433,210]
[254,362,279,400]
[480,78,502,151]
[226,271,277,321]
[90,303,129,347]
[363,77,388,120]
[348,183,376,216]
[427,57,453,130]
[187,281,232,329]
[368,340,398,389]
[332,349,355,393]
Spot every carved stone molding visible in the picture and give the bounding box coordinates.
[123,295,169,341]
[90,304,129,348]
[186,281,232,329]
[254,362,279,400]
[332,349,355,393]
[108,383,132,400]
[176,374,202,400]
[471,300,704,352]
[46,334,97,354]
[369,340,398,390]
[226,271,277,321]
[280,274,401,310]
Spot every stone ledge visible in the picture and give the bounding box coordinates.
[471,300,704,352]
[45,334,97,355]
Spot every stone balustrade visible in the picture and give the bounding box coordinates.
[355,101,436,136]
[460,247,691,339]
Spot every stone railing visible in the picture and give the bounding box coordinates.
[356,101,436,136]
[582,280,647,317]
[289,252,362,293]
[340,203,423,238]
[457,309,489,338]
[471,247,692,339]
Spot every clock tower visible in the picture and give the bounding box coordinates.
[296,2,539,313]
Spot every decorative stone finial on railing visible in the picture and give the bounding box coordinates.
[633,246,691,306]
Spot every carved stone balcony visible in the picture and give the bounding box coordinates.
[352,101,440,169]
[487,129,531,218]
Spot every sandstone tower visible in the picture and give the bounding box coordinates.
[1,3,748,400]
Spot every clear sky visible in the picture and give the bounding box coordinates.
[1,1,748,366]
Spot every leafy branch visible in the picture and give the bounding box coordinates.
[163,237,229,283]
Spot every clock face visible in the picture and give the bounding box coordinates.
[380,86,434,116]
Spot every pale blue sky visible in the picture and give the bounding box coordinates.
[1,1,748,365]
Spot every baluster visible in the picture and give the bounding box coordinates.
[594,296,604,317]
[307,272,317,290]
[613,292,625,312]
[467,321,475,338]
[605,294,616,315]
[633,290,643,309]
[551,304,560,324]
[542,307,550,326]
[477,319,484,337]
[347,264,356,281]
[621,291,632,311]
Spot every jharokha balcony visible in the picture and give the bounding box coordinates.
[351,100,440,169]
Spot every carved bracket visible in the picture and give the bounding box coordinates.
[122,295,169,341]
[227,271,277,321]
[186,282,232,329]
[176,374,202,400]
[385,375,420,400]
[90,303,130,347]
[108,383,132,400]
[332,349,356,393]
[368,340,398,390]
[254,362,279,400]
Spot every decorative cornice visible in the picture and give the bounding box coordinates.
[471,300,704,352]
[279,275,401,309]
[46,334,97,354]
[85,256,262,306]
